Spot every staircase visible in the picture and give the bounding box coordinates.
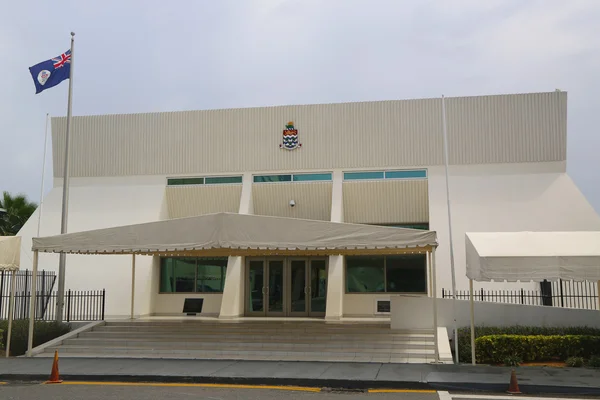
[36,320,449,363]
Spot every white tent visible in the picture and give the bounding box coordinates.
[28,212,443,360]
[465,231,600,364]
[0,236,21,358]
[31,212,437,255]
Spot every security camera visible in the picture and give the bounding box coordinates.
[289,200,296,207]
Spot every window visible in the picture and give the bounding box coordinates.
[385,255,427,293]
[344,171,384,181]
[254,174,292,183]
[346,257,385,293]
[343,169,427,181]
[160,257,227,293]
[345,255,426,293]
[167,177,204,186]
[254,172,332,183]
[167,176,242,186]
[205,176,243,184]
[385,170,427,179]
[292,173,332,182]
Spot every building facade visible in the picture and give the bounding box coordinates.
[16,91,600,319]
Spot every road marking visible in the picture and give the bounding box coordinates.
[56,381,321,392]
[369,389,437,393]
[440,391,593,400]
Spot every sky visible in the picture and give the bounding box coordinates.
[1,0,599,211]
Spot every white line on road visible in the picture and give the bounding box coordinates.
[439,391,591,400]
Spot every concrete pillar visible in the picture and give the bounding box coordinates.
[326,170,345,320]
[219,173,253,319]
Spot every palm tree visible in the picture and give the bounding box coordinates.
[0,192,37,236]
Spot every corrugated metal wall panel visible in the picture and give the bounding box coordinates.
[52,92,566,178]
[252,182,332,221]
[166,185,242,219]
[343,180,429,224]
[446,92,567,164]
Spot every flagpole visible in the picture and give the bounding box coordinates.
[441,95,459,363]
[56,32,75,323]
[36,113,50,238]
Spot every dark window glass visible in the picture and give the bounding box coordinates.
[197,258,228,292]
[346,257,385,293]
[205,176,243,184]
[293,173,332,182]
[160,258,196,292]
[385,170,427,179]
[160,257,227,293]
[167,177,204,186]
[343,171,384,180]
[386,255,427,293]
[254,175,292,183]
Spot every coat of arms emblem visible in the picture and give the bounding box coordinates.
[280,121,301,150]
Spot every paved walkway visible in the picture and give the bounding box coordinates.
[1,358,599,394]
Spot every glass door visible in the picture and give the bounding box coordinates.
[309,259,327,317]
[246,260,265,316]
[266,260,285,316]
[288,259,308,317]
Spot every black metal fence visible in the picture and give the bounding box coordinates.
[0,270,56,319]
[1,289,106,322]
[442,280,599,311]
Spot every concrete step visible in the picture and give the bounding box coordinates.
[79,331,433,341]
[62,338,434,350]
[98,324,400,333]
[42,345,436,357]
[35,349,436,363]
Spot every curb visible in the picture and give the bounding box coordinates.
[1,374,600,395]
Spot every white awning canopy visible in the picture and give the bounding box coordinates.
[466,231,600,282]
[0,236,21,271]
[32,212,437,256]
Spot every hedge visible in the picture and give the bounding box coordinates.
[475,334,600,364]
[457,326,600,363]
[0,320,71,357]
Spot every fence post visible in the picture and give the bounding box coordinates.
[101,289,106,320]
[520,289,524,305]
[40,271,46,318]
[559,279,565,308]
[66,289,72,323]
[22,270,29,319]
[0,271,4,319]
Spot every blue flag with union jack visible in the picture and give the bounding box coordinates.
[28,50,71,94]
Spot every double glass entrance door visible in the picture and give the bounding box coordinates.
[246,258,328,317]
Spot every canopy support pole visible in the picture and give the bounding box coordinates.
[469,279,476,365]
[428,251,433,296]
[130,254,136,319]
[431,249,440,363]
[26,251,39,357]
[6,271,17,358]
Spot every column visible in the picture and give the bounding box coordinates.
[325,170,345,320]
[219,173,253,319]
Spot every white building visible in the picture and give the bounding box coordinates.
[17,91,600,320]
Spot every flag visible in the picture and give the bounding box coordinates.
[29,50,71,94]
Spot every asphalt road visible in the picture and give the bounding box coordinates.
[0,383,440,400]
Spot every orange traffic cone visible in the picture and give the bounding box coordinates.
[506,369,521,394]
[46,350,63,384]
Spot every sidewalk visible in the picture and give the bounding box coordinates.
[1,358,599,394]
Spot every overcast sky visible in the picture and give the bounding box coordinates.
[1,0,599,211]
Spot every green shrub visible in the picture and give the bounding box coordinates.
[457,326,600,363]
[588,355,600,368]
[474,334,600,364]
[0,320,71,356]
[566,357,585,367]
[503,354,522,367]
